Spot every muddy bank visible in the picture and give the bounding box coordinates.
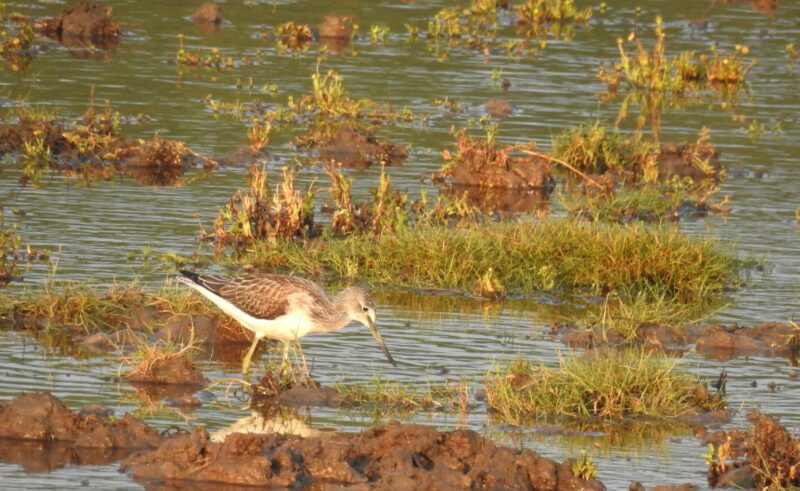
[700,410,800,489]
[300,126,407,169]
[559,322,799,361]
[0,112,214,186]
[0,392,163,455]
[125,352,209,386]
[34,0,121,48]
[122,420,605,490]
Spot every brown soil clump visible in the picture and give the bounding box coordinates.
[35,0,121,48]
[125,352,209,386]
[0,392,162,448]
[557,322,800,361]
[441,129,553,189]
[657,140,721,180]
[191,2,223,24]
[121,421,605,489]
[313,127,407,169]
[703,411,800,489]
[318,14,353,39]
[484,99,514,119]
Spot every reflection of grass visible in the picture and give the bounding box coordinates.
[246,219,738,302]
[485,349,724,425]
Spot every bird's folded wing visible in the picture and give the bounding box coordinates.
[216,275,292,320]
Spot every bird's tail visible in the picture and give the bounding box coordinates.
[179,269,202,284]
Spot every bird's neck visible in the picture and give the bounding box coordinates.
[312,293,351,333]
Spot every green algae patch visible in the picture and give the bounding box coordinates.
[244,219,738,301]
[485,349,724,425]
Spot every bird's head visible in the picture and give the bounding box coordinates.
[340,286,396,366]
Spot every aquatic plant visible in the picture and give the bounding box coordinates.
[273,21,312,50]
[206,164,315,252]
[515,0,591,26]
[551,122,657,176]
[485,349,724,425]
[599,17,754,93]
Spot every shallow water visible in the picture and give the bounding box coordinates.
[1,0,800,489]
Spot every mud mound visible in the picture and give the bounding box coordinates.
[192,2,222,24]
[450,154,552,189]
[657,141,721,180]
[36,0,121,47]
[122,421,604,489]
[559,322,799,361]
[485,99,514,119]
[318,14,353,39]
[125,352,209,386]
[703,411,800,489]
[315,127,407,169]
[0,392,162,449]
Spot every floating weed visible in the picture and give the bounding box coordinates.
[273,21,312,51]
[0,207,50,286]
[485,349,724,425]
[369,24,390,44]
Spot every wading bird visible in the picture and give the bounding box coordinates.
[177,270,396,375]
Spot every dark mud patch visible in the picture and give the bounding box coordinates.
[657,140,722,180]
[484,98,514,119]
[191,2,223,27]
[439,129,553,189]
[701,410,799,489]
[444,184,551,214]
[558,322,799,361]
[0,115,215,186]
[318,14,353,39]
[302,127,407,169]
[0,392,163,448]
[34,0,121,48]
[122,421,605,490]
[125,352,209,386]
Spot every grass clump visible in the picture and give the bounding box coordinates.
[246,218,738,301]
[485,350,724,425]
[551,122,656,176]
[0,281,215,333]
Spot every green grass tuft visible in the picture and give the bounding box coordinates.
[485,349,723,425]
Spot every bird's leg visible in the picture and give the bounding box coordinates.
[242,335,260,376]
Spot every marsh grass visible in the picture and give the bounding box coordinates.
[335,377,470,414]
[0,280,216,333]
[121,337,198,380]
[550,122,657,176]
[558,183,729,223]
[485,349,724,425]
[245,219,738,301]
[584,290,713,341]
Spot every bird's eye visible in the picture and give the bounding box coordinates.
[362,306,369,312]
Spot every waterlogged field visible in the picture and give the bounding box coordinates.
[1,0,800,489]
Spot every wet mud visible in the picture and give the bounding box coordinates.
[559,322,799,361]
[318,14,354,39]
[0,392,163,449]
[308,127,407,169]
[35,0,121,48]
[122,420,605,490]
[124,352,209,386]
[449,152,553,189]
[701,410,799,489]
[191,2,223,26]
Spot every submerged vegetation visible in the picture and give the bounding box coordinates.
[485,350,724,425]
[335,377,470,415]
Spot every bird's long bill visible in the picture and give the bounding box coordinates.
[367,319,397,366]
